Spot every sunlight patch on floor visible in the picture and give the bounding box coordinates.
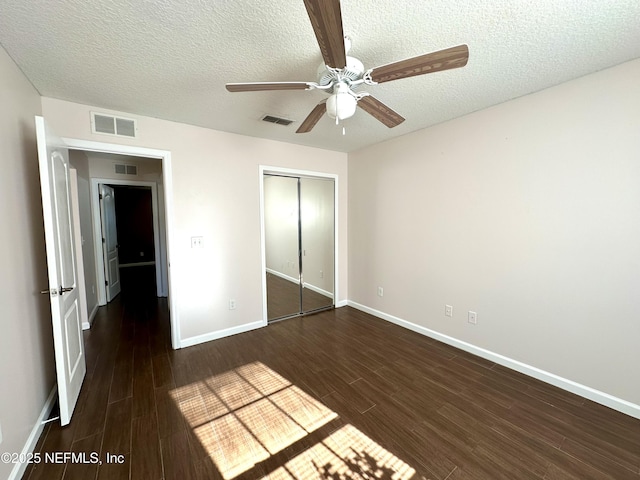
[263,424,416,480]
[170,361,413,480]
[234,397,308,454]
[270,385,337,432]
[170,361,338,479]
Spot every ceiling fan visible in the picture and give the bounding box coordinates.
[225,0,469,134]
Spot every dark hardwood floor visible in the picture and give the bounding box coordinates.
[24,283,640,479]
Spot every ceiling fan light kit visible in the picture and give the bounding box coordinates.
[326,83,357,122]
[225,0,469,134]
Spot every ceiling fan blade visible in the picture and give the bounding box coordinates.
[226,82,314,92]
[358,96,405,128]
[369,44,469,84]
[303,0,346,69]
[296,101,327,133]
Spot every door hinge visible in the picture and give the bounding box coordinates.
[102,238,105,244]
[99,193,103,200]
[105,280,108,286]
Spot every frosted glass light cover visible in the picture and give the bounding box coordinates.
[326,92,357,120]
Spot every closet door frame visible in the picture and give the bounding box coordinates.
[259,166,338,323]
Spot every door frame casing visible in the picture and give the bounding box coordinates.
[91,178,162,303]
[259,165,339,322]
[62,138,180,349]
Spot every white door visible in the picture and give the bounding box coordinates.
[100,184,121,301]
[36,116,86,426]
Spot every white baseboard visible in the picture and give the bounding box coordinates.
[303,282,333,298]
[266,268,333,298]
[83,303,100,330]
[266,268,299,284]
[88,303,98,324]
[335,300,348,308]
[180,320,266,349]
[347,301,640,420]
[9,386,57,480]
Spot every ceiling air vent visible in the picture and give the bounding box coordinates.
[91,112,137,138]
[262,115,293,126]
[114,164,138,175]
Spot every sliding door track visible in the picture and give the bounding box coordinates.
[267,304,335,324]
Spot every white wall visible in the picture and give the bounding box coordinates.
[68,150,99,322]
[0,46,55,480]
[41,97,348,344]
[348,59,640,408]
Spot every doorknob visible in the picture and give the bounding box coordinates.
[40,288,58,296]
[60,287,74,294]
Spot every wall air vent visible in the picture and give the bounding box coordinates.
[114,164,138,175]
[91,112,137,138]
[262,115,294,126]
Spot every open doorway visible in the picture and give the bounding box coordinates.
[64,138,179,349]
[90,176,167,306]
[69,150,168,313]
[90,153,167,307]
[36,118,178,429]
[111,184,157,299]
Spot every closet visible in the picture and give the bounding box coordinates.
[264,173,335,321]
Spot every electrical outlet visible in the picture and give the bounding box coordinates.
[445,305,453,317]
[229,299,236,310]
[191,236,204,248]
[377,286,384,297]
[468,311,477,324]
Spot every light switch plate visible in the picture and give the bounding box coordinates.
[468,311,477,324]
[445,305,453,317]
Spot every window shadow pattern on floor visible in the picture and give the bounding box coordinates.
[169,361,416,479]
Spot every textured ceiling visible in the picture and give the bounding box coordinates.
[1,0,639,152]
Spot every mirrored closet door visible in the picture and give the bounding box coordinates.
[264,173,335,321]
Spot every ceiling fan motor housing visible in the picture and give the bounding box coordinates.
[317,55,365,93]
